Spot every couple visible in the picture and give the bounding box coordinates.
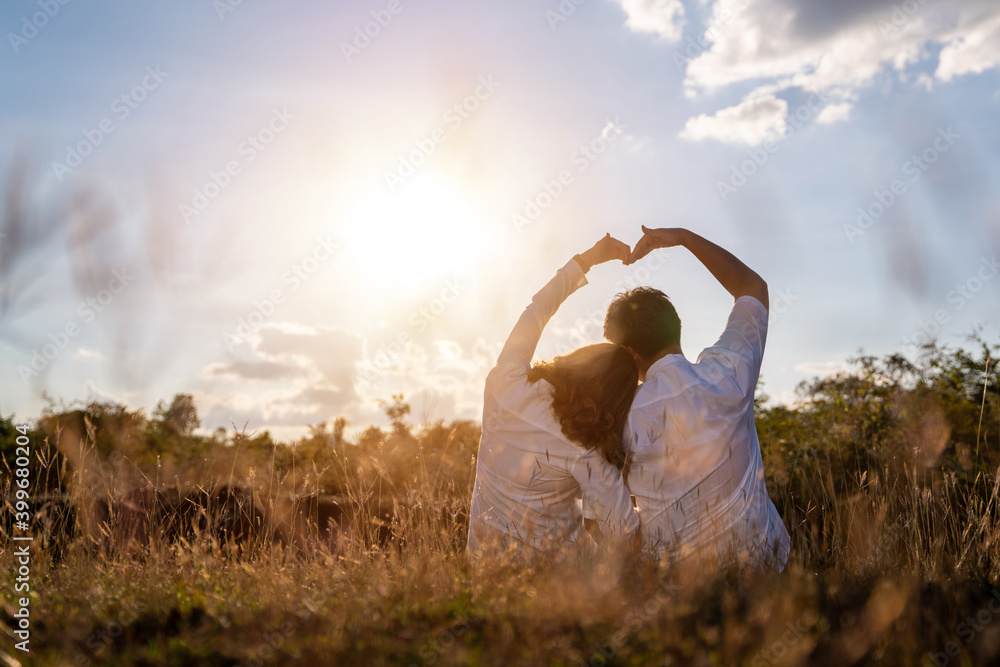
[467,227,790,569]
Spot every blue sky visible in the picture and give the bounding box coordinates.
[1,0,998,440]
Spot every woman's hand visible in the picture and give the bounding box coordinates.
[576,233,631,271]
[626,226,689,265]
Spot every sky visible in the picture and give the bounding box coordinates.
[0,0,998,441]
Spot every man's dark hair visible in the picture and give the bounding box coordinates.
[603,287,681,360]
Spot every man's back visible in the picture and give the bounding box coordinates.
[625,295,790,567]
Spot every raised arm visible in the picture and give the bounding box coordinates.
[627,226,768,309]
[496,234,630,369]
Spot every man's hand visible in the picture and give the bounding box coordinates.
[576,233,631,271]
[626,226,689,265]
[628,226,768,307]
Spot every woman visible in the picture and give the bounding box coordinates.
[467,234,640,556]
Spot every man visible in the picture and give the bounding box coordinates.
[603,226,790,569]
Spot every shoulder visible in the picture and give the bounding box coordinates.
[635,359,731,413]
[486,360,523,387]
[635,357,700,403]
[485,369,566,434]
[699,296,769,361]
[730,295,769,330]
[486,360,540,396]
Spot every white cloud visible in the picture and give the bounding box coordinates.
[617,0,1000,139]
[936,11,1000,81]
[354,337,499,423]
[199,323,366,434]
[196,321,502,441]
[815,102,853,125]
[914,72,934,92]
[680,0,1000,95]
[679,94,788,145]
[612,0,686,42]
[202,359,299,382]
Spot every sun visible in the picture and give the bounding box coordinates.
[340,171,487,293]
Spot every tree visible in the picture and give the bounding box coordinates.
[332,416,348,447]
[378,394,411,438]
[153,394,200,437]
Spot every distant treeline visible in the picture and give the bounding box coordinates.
[1,337,998,567]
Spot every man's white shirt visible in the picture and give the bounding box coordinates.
[467,259,640,555]
[625,295,790,568]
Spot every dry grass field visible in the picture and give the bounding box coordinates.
[2,340,999,666]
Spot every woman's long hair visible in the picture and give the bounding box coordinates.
[527,342,638,469]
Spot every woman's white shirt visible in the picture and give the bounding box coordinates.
[467,259,640,555]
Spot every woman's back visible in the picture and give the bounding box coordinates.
[469,367,625,552]
[466,251,639,557]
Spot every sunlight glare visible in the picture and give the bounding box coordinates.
[341,172,484,292]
